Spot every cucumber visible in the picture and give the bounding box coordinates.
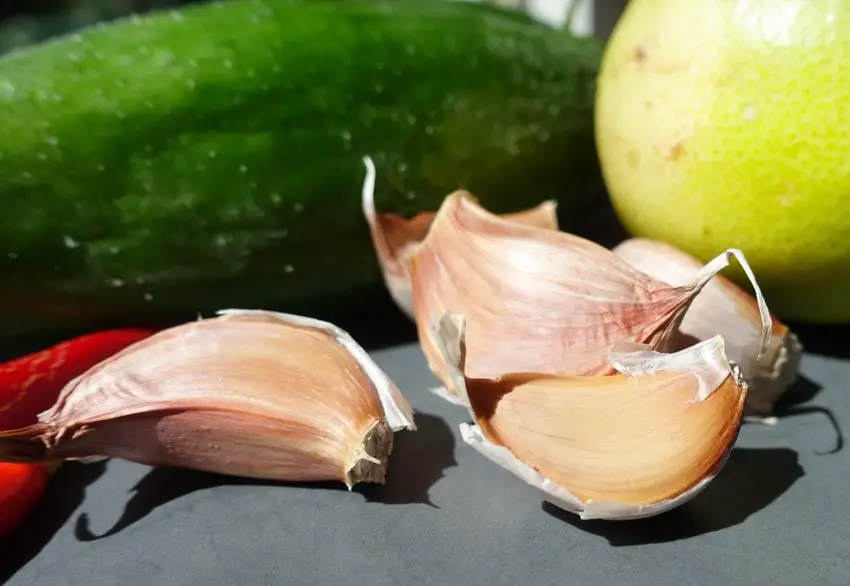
[0,0,604,336]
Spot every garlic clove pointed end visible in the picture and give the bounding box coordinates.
[360,156,435,319]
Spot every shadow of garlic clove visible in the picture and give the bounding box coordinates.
[432,312,748,521]
[612,238,802,417]
[0,310,416,489]
[360,156,559,319]
[405,178,772,407]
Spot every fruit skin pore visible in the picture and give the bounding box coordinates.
[595,0,850,323]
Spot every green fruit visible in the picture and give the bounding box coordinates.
[0,0,605,336]
[595,0,850,323]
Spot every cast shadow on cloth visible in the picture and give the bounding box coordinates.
[541,371,842,545]
[0,460,107,584]
[73,411,455,541]
[543,446,805,546]
[771,374,843,456]
[667,336,841,453]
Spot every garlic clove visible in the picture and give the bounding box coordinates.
[432,312,747,521]
[408,187,772,405]
[361,156,559,318]
[612,238,803,416]
[0,310,416,489]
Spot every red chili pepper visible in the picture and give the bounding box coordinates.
[0,328,155,430]
[0,462,49,540]
[0,328,155,540]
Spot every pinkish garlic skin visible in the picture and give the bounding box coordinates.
[43,409,395,487]
[612,238,802,416]
[433,313,748,521]
[361,155,560,319]
[409,192,755,399]
[0,310,416,488]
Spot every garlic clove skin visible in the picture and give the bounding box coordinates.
[361,156,559,318]
[612,238,802,416]
[0,310,416,489]
[432,312,747,521]
[410,191,685,394]
[409,188,772,405]
[459,424,721,521]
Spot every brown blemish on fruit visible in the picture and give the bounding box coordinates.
[626,149,640,168]
[665,142,686,161]
[634,44,648,63]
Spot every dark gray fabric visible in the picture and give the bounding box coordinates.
[2,342,847,585]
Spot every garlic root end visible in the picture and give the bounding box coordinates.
[344,418,394,489]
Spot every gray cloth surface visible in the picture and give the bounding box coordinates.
[2,341,848,586]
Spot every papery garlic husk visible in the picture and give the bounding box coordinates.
[0,310,416,489]
[407,185,773,405]
[361,156,560,318]
[612,238,803,417]
[432,312,747,521]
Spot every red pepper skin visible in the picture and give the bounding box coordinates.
[0,328,155,539]
[0,462,48,540]
[0,328,154,431]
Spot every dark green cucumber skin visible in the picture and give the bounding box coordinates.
[0,0,604,335]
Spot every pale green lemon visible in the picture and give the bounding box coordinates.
[595,0,850,323]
